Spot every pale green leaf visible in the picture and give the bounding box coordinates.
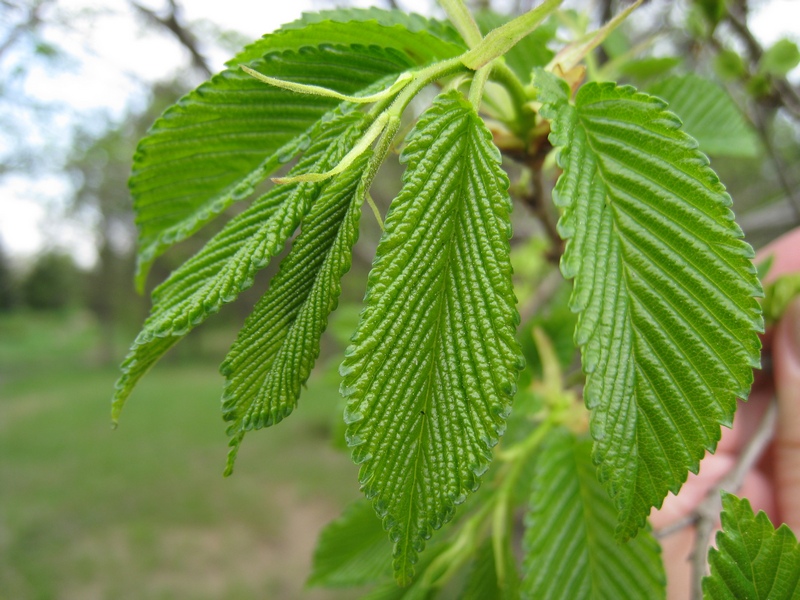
[340,91,522,584]
[132,41,415,287]
[461,537,520,600]
[704,492,800,599]
[475,10,556,83]
[522,429,665,599]
[308,499,393,588]
[219,147,369,473]
[113,110,369,422]
[762,272,800,326]
[648,74,759,157]
[535,70,763,538]
[759,39,800,77]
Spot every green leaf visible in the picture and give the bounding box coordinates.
[341,91,522,584]
[308,499,393,588]
[714,49,747,81]
[113,110,370,422]
[704,492,800,599]
[522,429,665,600]
[219,142,369,472]
[535,70,763,538]
[762,272,800,326]
[475,10,556,82]
[132,41,415,287]
[461,537,520,600]
[618,57,682,81]
[278,8,465,48]
[648,74,759,157]
[759,38,800,77]
[233,12,464,68]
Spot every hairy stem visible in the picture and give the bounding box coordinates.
[439,0,483,47]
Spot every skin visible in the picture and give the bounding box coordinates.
[651,227,800,598]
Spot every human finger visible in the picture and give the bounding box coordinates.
[772,297,800,530]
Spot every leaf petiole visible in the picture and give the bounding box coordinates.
[274,57,465,186]
[241,65,413,104]
[272,113,391,185]
[461,0,563,70]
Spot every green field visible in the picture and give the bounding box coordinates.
[0,312,360,599]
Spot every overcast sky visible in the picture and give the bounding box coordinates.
[0,0,797,267]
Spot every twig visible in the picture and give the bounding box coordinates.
[518,268,563,324]
[655,398,778,600]
[750,103,800,224]
[0,0,51,61]
[723,8,800,122]
[130,0,212,77]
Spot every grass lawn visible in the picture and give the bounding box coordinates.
[0,312,361,599]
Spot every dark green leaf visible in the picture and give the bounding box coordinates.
[704,492,800,599]
[535,69,763,538]
[341,91,523,584]
[522,429,665,599]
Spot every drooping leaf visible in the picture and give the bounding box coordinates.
[219,147,369,472]
[648,73,759,157]
[535,69,763,538]
[704,492,800,600]
[308,499,393,588]
[521,429,665,599]
[113,110,370,422]
[341,91,523,584]
[132,41,415,287]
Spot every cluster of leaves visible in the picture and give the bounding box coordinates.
[113,2,798,597]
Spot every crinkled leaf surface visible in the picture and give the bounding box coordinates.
[113,110,369,422]
[341,91,522,584]
[704,492,800,600]
[219,146,369,472]
[309,499,393,588]
[522,428,665,600]
[259,8,464,58]
[648,74,759,158]
[536,70,762,538]
[133,18,460,287]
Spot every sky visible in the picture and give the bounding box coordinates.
[0,0,798,268]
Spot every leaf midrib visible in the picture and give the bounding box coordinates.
[398,113,472,580]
